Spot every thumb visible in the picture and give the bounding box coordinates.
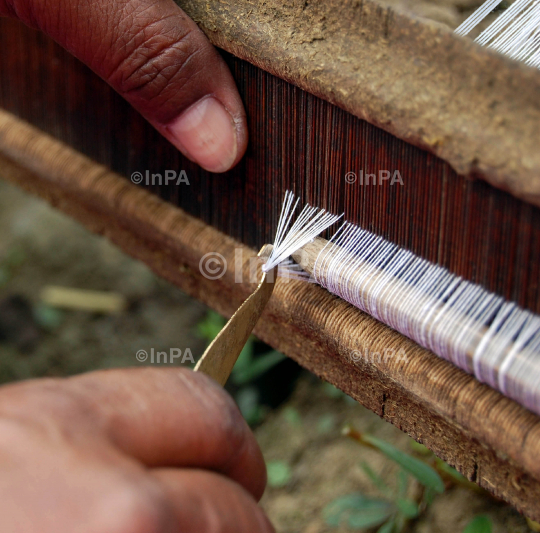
[1,0,247,173]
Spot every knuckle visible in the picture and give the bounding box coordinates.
[109,20,203,112]
[0,416,33,453]
[73,471,172,533]
[188,371,251,463]
[0,378,96,438]
[99,478,171,533]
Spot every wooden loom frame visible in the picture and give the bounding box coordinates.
[1,109,540,519]
[1,0,540,520]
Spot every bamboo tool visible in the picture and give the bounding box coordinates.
[194,194,341,385]
[194,246,277,385]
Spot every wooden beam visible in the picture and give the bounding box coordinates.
[177,0,540,207]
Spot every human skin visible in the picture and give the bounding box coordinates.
[0,0,248,173]
[0,3,269,530]
[0,368,274,532]
[0,4,262,528]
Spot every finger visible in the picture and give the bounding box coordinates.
[0,367,266,500]
[0,416,178,533]
[1,0,247,173]
[152,468,275,533]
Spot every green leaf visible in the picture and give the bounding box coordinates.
[396,498,418,518]
[323,493,394,529]
[266,460,292,488]
[462,515,492,533]
[527,518,540,532]
[423,486,436,506]
[348,506,393,530]
[197,311,226,341]
[397,470,408,499]
[283,407,303,427]
[344,394,358,405]
[377,519,395,533]
[409,440,432,456]
[360,462,391,496]
[231,340,254,374]
[322,382,346,399]
[235,386,263,425]
[33,303,64,330]
[316,413,335,433]
[434,458,468,483]
[232,349,286,385]
[363,435,445,493]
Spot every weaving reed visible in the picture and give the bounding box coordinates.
[1,16,539,313]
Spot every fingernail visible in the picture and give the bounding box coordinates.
[167,97,238,173]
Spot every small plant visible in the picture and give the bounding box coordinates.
[197,310,286,424]
[462,515,492,533]
[266,460,292,488]
[0,245,25,288]
[323,426,492,532]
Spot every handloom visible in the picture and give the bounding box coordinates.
[1,0,540,519]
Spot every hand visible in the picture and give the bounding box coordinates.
[0,0,248,173]
[0,367,274,533]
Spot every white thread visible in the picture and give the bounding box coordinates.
[266,193,540,415]
[455,0,540,69]
[277,260,315,282]
[263,191,343,272]
[455,0,505,35]
[307,220,540,416]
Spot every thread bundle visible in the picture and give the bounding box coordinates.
[456,0,540,68]
[269,192,540,416]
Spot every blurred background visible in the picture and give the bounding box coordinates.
[0,178,533,533]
